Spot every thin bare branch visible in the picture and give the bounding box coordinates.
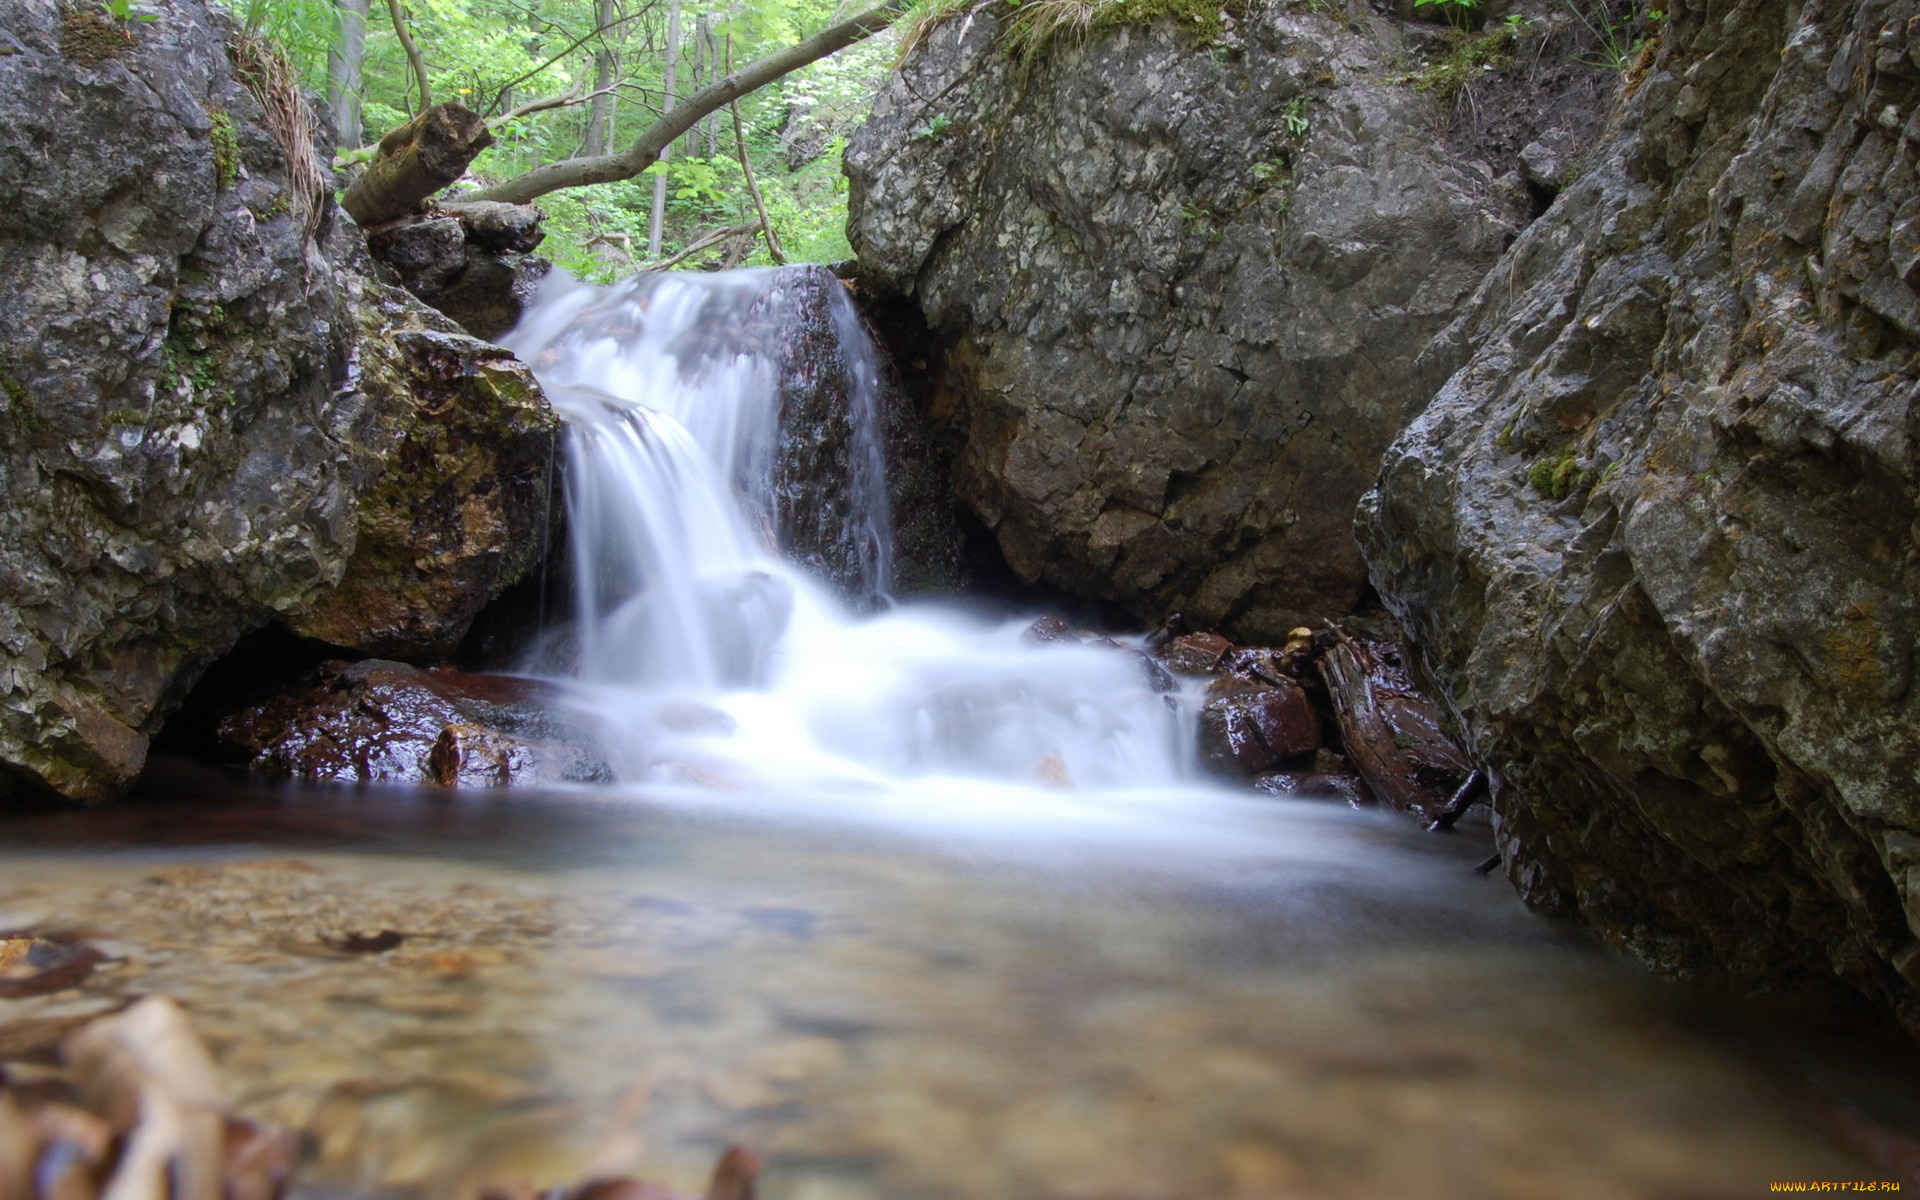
[498,81,607,124]
[484,4,653,116]
[386,0,432,114]
[727,31,784,263]
[647,223,755,270]
[463,0,906,205]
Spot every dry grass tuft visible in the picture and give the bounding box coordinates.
[230,32,328,244]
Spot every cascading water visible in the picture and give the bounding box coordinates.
[504,267,1190,799]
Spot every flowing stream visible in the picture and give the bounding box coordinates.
[4,268,1920,1198]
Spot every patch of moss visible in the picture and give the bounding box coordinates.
[1089,0,1228,40]
[58,4,133,66]
[208,107,239,191]
[1493,415,1518,449]
[0,361,48,438]
[1002,0,1242,67]
[1413,22,1519,99]
[1528,445,1593,501]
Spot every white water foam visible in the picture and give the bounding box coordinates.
[504,268,1197,808]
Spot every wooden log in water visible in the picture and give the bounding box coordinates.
[1316,629,1470,821]
[342,103,493,227]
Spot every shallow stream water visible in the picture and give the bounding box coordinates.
[6,761,1920,1199]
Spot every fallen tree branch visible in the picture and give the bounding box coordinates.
[462,0,907,205]
[342,103,493,226]
[497,81,586,124]
[647,223,755,271]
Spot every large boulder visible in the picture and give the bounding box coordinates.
[846,5,1521,639]
[1361,0,1920,1029]
[0,0,557,803]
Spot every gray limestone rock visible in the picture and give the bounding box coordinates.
[0,0,556,803]
[847,6,1521,639]
[1361,0,1920,1031]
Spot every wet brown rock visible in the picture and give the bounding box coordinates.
[1197,679,1322,776]
[1251,771,1372,806]
[430,724,614,788]
[1023,615,1076,644]
[215,659,612,786]
[1162,633,1234,676]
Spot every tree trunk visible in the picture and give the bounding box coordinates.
[696,14,720,158]
[463,0,904,207]
[341,103,493,226]
[327,0,370,149]
[582,0,618,156]
[647,0,680,258]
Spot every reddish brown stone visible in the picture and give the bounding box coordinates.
[1251,771,1372,806]
[215,660,610,787]
[1198,678,1322,775]
[1162,632,1234,675]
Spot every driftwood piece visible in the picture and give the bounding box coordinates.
[342,103,494,227]
[1317,630,1470,821]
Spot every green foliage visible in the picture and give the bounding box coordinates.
[1411,0,1474,22]
[101,0,158,23]
[1282,95,1309,138]
[224,0,897,276]
[1563,0,1646,69]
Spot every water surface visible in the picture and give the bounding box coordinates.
[5,761,1917,1199]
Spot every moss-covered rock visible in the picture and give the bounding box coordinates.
[0,0,557,804]
[285,322,559,658]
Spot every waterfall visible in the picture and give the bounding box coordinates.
[505,267,1189,796]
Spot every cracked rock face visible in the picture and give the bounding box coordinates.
[1361,0,1920,1030]
[0,0,556,804]
[847,7,1520,639]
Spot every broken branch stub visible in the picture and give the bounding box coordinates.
[342,103,494,227]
